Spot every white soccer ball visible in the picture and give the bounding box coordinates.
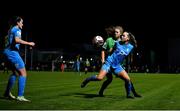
[92,36,104,47]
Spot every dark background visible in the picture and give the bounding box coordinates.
[1,1,180,71]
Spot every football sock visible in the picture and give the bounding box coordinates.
[131,81,142,97]
[131,81,137,94]
[99,75,112,95]
[5,74,17,94]
[125,80,132,96]
[18,76,26,96]
[86,75,99,81]
[81,75,99,88]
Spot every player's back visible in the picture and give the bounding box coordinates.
[107,41,133,67]
[4,26,21,51]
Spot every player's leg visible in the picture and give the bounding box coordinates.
[98,73,113,97]
[15,54,30,102]
[16,68,30,102]
[85,67,88,74]
[4,69,17,99]
[130,81,142,97]
[77,65,81,75]
[81,70,107,88]
[81,63,110,88]
[3,52,17,99]
[118,70,134,98]
[16,67,31,102]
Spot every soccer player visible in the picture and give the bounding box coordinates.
[74,54,81,75]
[98,25,123,96]
[75,59,81,74]
[81,32,141,98]
[84,58,90,74]
[3,16,35,102]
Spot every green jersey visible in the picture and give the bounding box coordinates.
[102,37,115,55]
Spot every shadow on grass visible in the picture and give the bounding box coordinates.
[0,96,17,101]
[58,92,101,98]
[58,92,125,100]
[73,93,125,100]
[74,93,102,98]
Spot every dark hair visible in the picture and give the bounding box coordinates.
[128,32,137,47]
[105,25,115,37]
[7,16,23,35]
[9,16,23,27]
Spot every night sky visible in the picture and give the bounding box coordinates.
[1,2,180,47]
[1,1,180,66]
[0,1,180,48]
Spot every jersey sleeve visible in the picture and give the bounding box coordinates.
[14,29,21,38]
[126,44,134,55]
[102,39,108,50]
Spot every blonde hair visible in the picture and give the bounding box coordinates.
[115,26,124,34]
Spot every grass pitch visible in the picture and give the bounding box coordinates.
[0,71,180,110]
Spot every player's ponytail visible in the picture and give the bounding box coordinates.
[128,32,137,48]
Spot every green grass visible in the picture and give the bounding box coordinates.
[0,71,180,110]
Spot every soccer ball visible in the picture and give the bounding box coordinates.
[92,36,104,47]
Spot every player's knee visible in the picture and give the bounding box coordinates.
[96,76,103,81]
[124,78,131,83]
[18,68,27,76]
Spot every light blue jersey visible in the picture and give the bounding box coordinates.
[4,26,21,50]
[3,26,25,69]
[76,60,80,71]
[102,41,134,74]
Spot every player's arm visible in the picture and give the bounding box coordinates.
[101,39,108,64]
[101,50,105,64]
[15,37,35,46]
[101,47,112,64]
[109,48,113,53]
[101,47,113,64]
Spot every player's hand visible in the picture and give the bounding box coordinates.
[29,42,35,46]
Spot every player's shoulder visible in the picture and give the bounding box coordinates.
[114,40,119,45]
[106,37,115,43]
[106,37,113,41]
[128,43,134,49]
[11,26,20,32]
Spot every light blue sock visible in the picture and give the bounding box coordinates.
[5,74,17,94]
[86,75,99,81]
[18,76,26,96]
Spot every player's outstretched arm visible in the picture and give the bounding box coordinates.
[15,37,35,46]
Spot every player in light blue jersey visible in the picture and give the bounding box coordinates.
[74,54,81,75]
[3,16,35,102]
[81,32,141,98]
